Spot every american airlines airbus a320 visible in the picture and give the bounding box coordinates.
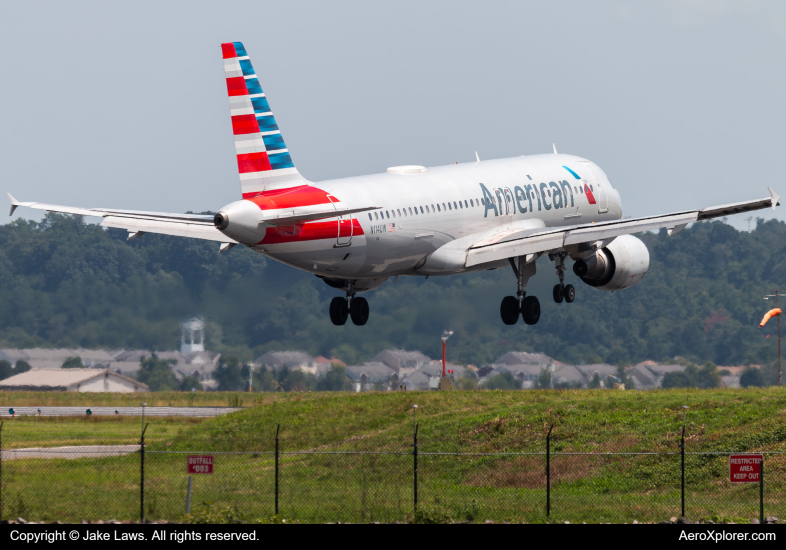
[9,42,781,326]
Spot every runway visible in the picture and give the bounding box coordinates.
[0,406,243,417]
[0,445,140,460]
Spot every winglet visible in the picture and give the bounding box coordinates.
[553,144,558,155]
[7,193,19,216]
[475,151,480,163]
[768,187,780,211]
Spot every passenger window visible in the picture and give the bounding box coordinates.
[453,201,457,209]
[420,206,424,214]
[459,201,463,209]
[437,204,441,212]
[590,185,594,192]
[385,211,389,218]
[464,200,468,208]
[443,203,446,211]
[409,207,413,215]
[431,204,435,212]
[374,212,378,220]
[368,214,372,221]
[470,199,474,207]
[397,209,401,216]
[448,203,452,210]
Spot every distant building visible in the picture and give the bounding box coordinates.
[345,362,397,391]
[496,351,560,372]
[0,369,148,393]
[373,350,432,375]
[254,351,328,375]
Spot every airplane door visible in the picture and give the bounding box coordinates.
[337,215,353,247]
[584,164,609,213]
[327,194,352,247]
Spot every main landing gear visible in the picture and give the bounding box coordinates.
[551,252,575,304]
[501,256,541,325]
[329,281,369,326]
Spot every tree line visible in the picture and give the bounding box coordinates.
[0,213,784,369]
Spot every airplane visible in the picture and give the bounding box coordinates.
[7,41,781,327]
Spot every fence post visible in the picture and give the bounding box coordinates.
[680,418,686,518]
[275,424,280,516]
[546,423,554,518]
[0,421,3,522]
[140,422,148,523]
[413,422,418,511]
[760,459,764,525]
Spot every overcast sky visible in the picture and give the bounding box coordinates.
[1,1,784,231]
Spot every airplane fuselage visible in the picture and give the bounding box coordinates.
[225,154,622,281]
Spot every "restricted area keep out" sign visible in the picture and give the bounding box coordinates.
[187,455,214,474]
[729,454,762,483]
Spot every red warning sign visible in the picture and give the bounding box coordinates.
[729,454,762,483]
[187,455,214,474]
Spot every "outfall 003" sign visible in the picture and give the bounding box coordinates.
[729,454,762,483]
[187,455,214,474]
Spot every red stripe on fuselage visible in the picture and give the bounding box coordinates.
[584,183,597,205]
[258,219,364,245]
[243,185,335,208]
[226,76,248,97]
[221,43,237,59]
[231,114,259,135]
[237,152,271,173]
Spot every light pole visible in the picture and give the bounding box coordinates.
[441,330,453,379]
[763,291,782,385]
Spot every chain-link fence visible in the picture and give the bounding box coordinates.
[1,422,784,523]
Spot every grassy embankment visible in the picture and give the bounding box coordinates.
[2,388,785,523]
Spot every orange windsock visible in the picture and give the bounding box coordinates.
[759,308,782,327]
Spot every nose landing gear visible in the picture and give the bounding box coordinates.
[551,253,576,304]
[329,281,370,326]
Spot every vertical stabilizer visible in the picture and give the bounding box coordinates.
[221,42,305,198]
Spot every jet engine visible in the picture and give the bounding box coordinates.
[571,234,649,291]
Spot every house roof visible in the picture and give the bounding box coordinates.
[575,364,618,377]
[491,363,544,377]
[373,350,431,369]
[345,363,396,381]
[0,369,148,390]
[553,365,585,384]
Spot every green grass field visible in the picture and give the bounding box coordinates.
[1,388,785,523]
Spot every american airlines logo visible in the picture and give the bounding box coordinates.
[479,181,580,218]
[370,223,395,234]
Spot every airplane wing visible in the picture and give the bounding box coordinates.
[7,194,379,245]
[466,188,780,267]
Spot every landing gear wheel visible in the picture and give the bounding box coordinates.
[350,296,370,326]
[564,284,575,303]
[500,296,520,325]
[521,296,541,325]
[552,284,565,304]
[329,297,348,326]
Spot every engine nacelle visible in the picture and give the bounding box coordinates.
[572,234,649,291]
